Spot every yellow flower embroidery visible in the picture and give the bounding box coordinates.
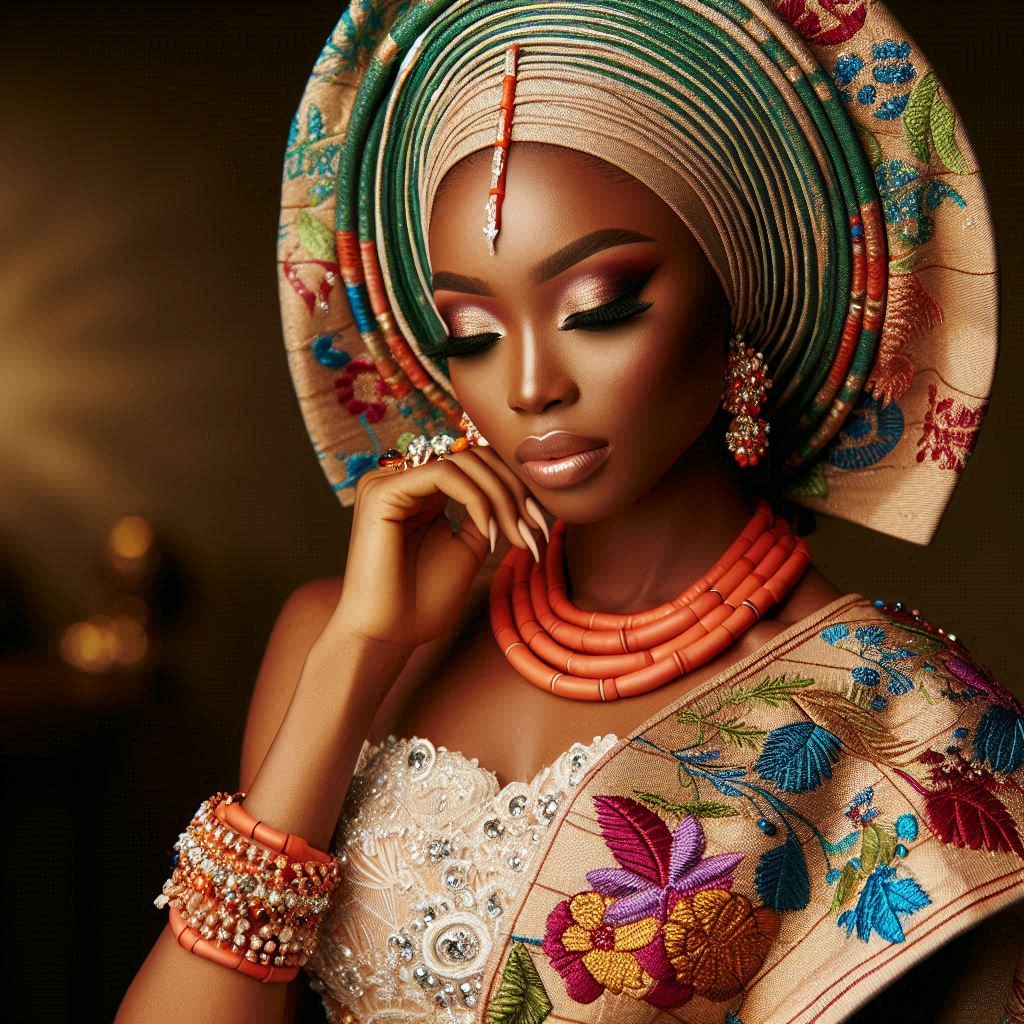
[663,888,781,1000]
[561,892,659,994]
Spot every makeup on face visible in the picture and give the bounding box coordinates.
[431,248,660,359]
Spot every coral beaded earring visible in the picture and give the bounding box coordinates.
[721,332,773,468]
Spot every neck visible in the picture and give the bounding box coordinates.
[562,431,765,614]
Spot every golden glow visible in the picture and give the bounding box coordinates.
[59,612,148,673]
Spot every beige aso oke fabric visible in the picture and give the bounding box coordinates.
[279,0,998,546]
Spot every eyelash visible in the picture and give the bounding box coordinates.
[430,272,655,360]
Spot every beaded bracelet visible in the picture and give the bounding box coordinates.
[154,792,343,983]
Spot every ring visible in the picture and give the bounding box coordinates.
[377,431,476,472]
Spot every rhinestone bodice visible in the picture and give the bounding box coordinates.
[304,733,619,1023]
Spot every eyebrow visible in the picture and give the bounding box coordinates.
[430,227,656,295]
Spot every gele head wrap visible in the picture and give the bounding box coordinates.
[278,0,998,546]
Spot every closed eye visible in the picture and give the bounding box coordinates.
[429,266,656,359]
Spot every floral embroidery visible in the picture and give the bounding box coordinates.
[544,893,660,1001]
[875,158,966,248]
[773,0,867,46]
[916,382,987,472]
[334,355,390,424]
[284,104,341,203]
[662,888,780,999]
[825,789,931,942]
[542,796,773,1009]
[312,0,390,81]
[894,748,1024,859]
[819,619,947,702]
[902,71,971,174]
[833,39,917,120]
[486,942,552,1024]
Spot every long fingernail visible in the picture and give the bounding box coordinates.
[488,515,497,553]
[524,496,549,542]
[517,517,540,563]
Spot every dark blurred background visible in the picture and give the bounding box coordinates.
[1,2,1020,1021]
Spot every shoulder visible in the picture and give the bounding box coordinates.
[772,565,846,625]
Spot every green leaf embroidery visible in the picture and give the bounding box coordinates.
[930,94,970,175]
[856,123,883,168]
[722,673,818,709]
[634,790,740,818]
[486,942,552,1024]
[831,862,860,912]
[297,209,336,261]
[859,823,899,875]
[903,71,941,164]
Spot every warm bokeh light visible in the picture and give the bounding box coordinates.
[59,612,149,673]
[107,514,156,577]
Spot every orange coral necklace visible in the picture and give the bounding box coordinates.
[489,498,812,701]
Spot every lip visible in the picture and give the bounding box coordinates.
[514,431,610,463]
[521,443,611,489]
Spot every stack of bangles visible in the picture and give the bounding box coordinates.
[153,791,344,983]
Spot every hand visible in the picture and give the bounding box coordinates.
[332,444,549,649]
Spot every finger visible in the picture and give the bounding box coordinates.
[372,460,494,547]
[442,448,534,554]
[462,444,551,541]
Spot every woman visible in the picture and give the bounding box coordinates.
[119,1,1024,1022]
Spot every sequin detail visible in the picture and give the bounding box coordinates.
[305,733,618,1023]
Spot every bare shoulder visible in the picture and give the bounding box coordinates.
[773,563,848,626]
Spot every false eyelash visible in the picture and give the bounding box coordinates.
[430,268,657,360]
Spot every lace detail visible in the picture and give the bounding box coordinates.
[305,733,619,1023]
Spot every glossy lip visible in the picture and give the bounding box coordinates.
[521,444,611,489]
[514,430,609,463]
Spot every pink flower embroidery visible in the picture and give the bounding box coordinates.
[334,356,389,423]
[915,382,986,472]
[543,796,773,1010]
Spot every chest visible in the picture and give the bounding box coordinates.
[382,595,792,788]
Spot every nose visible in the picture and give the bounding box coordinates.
[506,326,580,415]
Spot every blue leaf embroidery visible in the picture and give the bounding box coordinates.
[755,832,810,912]
[973,705,1024,774]
[841,864,931,943]
[754,722,842,793]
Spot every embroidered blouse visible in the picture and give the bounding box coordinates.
[303,594,1024,1023]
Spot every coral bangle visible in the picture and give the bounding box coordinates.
[169,905,299,983]
[489,498,812,701]
[212,792,334,865]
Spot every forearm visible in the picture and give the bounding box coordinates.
[242,628,414,851]
[117,628,413,1024]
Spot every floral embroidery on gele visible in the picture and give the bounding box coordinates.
[915,382,987,472]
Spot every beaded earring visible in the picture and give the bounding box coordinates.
[721,331,773,468]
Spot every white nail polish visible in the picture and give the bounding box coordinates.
[517,517,540,563]
[524,496,550,542]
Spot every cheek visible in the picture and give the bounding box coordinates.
[619,303,725,437]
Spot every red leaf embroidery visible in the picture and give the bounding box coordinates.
[592,796,673,887]
[923,779,1024,858]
